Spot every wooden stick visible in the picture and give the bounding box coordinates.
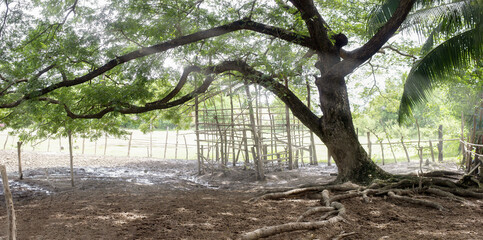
[68,130,75,187]
[195,96,202,174]
[401,136,410,162]
[3,134,8,149]
[17,142,22,180]
[367,132,372,159]
[438,124,443,162]
[380,141,385,165]
[103,134,108,156]
[164,127,169,159]
[0,165,17,240]
[429,140,435,162]
[127,132,133,157]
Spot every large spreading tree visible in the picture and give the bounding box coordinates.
[1,0,480,183]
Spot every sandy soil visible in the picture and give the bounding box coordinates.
[0,150,482,240]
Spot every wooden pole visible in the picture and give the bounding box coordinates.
[367,132,372,159]
[127,132,133,157]
[246,83,264,179]
[438,125,443,162]
[327,147,332,166]
[175,129,179,160]
[401,136,410,162]
[164,127,169,159]
[103,134,108,156]
[82,137,85,155]
[0,165,17,240]
[183,135,188,160]
[149,123,153,158]
[3,134,8,149]
[47,137,50,152]
[461,112,466,166]
[68,130,74,187]
[284,79,293,170]
[17,142,22,180]
[59,136,62,151]
[380,141,385,165]
[230,86,236,166]
[381,121,397,163]
[429,140,435,162]
[416,119,423,172]
[94,140,97,155]
[195,96,202,174]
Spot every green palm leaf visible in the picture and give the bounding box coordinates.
[398,27,483,123]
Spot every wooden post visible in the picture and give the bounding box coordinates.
[183,135,188,160]
[380,142,385,165]
[3,134,8,149]
[246,83,264,180]
[195,96,202,174]
[59,136,62,151]
[429,140,435,162]
[149,123,153,158]
[243,131,249,166]
[103,134,108,156]
[164,127,169,159]
[461,112,466,166]
[327,147,332,166]
[47,138,51,152]
[68,130,74,187]
[127,132,133,157]
[284,79,293,170]
[94,140,97,155]
[401,136,410,162]
[175,129,179,160]
[214,116,225,165]
[0,165,17,240]
[82,137,85,155]
[381,121,397,163]
[367,132,372,159]
[17,142,22,180]
[438,125,443,162]
[230,86,236,166]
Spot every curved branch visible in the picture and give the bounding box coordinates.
[0,19,313,109]
[146,66,201,106]
[327,0,415,78]
[288,0,332,52]
[0,64,55,97]
[347,0,415,62]
[41,60,322,139]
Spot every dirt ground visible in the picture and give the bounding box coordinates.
[0,150,482,239]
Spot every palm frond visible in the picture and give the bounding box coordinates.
[366,0,401,37]
[398,27,483,123]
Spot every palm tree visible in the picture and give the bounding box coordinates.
[368,0,483,123]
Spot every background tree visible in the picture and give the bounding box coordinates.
[366,0,483,122]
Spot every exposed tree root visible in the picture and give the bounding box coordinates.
[239,202,345,240]
[240,175,482,239]
[296,206,334,222]
[387,191,444,211]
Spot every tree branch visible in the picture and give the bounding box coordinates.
[0,0,9,39]
[346,0,415,62]
[0,19,314,109]
[328,0,416,78]
[146,66,201,106]
[38,60,322,139]
[288,0,332,52]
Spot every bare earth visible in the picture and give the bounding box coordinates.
[0,150,482,239]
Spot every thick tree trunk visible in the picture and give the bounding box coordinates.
[314,63,389,184]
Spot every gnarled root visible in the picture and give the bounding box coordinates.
[239,201,346,240]
[240,176,482,240]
